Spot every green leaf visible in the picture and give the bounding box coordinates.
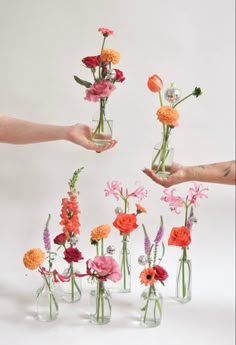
[73,75,92,88]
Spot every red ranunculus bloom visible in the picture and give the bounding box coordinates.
[82,55,100,68]
[53,233,67,245]
[113,213,138,235]
[64,247,84,263]
[153,265,168,281]
[114,69,125,82]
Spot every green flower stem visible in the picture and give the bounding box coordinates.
[70,263,75,302]
[181,247,187,298]
[158,91,163,107]
[98,36,107,79]
[96,280,105,323]
[41,270,58,320]
[173,92,194,108]
[121,235,130,290]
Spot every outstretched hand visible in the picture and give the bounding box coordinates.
[67,123,117,152]
[142,163,187,187]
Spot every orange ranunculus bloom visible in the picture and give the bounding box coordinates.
[157,105,179,126]
[23,248,45,270]
[147,74,163,92]
[100,48,120,65]
[168,226,191,247]
[139,267,156,286]
[113,213,138,235]
[91,224,111,242]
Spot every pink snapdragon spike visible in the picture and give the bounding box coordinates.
[104,180,122,200]
[161,188,184,214]
[98,27,114,36]
[187,182,209,207]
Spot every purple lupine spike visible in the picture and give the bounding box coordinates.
[43,214,51,252]
[154,215,164,244]
[142,224,151,255]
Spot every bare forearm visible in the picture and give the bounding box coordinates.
[186,161,236,185]
[0,115,68,144]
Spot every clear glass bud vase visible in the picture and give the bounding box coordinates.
[140,284,163,327]
[60,262,82,303]
[36,274,59,322]
[119,235,131,293]
[92,99,113,146]
[151,134,174,177]
[90,280,112,325]
[176,248,192,304]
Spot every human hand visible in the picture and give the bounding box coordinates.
[142,162,187,187]
[66,123,117,152]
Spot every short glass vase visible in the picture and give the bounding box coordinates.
[36,274,59,322]
[140,284,163,327]
[151,140,174,177]
[176,249,192,304]
[90,280,112,325]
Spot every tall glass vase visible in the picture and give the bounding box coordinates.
[176,248,192,304]
[119,235,131,293]
[90,280,112,325]
[151,132,174,177]
[36,274,59,322]
[140,283,163,327]
[60,262,82,303]
[92,98,113,146]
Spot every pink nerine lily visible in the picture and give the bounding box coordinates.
[187,182,209,207]
[161,188,184,214]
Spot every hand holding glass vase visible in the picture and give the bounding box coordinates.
[74,27,125,146]
[147,74,202,177]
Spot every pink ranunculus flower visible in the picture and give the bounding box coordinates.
[84,80,116,102]
[89,256,122,282]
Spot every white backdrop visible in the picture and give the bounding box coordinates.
[0,1,235,344]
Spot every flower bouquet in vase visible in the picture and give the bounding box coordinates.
[161,182,208,303]
[84,224,121,325]
[23,215,59,322]
[138,216,168,327]
[105,180,148,292]
[147,74,202,177]
[53,168,84,303]
[74,27,125,146]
